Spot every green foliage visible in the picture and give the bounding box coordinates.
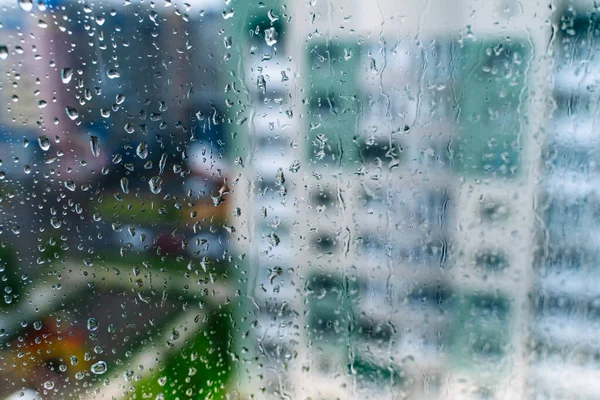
[132,309,233,400]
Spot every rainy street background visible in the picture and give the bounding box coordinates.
[0,0,597,399]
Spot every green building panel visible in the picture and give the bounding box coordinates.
[455,38,530,178]
[449,293,511,374]
[306,40,362,168]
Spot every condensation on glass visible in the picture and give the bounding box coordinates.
[0,0,594,399]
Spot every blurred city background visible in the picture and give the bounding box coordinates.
[0,0,597,399]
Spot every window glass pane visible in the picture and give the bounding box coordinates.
[0,1,596,399]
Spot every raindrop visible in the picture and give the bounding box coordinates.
[66,106,79,120]
[0,46,7,60]
[265,27,277,46]
[276,168,285,185]
[90,135,100,157]
[18,0,33,11]
[64,179,76,192]
[33,320,42,330]
[90,361,107,375]
[50,217,61,229]
[38,136,50,151]
[87,317,99,331]
[159,153,167,175]
[257,75,266,94]
[107,69,120,79]
[136,142,148,159]
[224,36,232,49]
[43,381,54,390]
[124,123,135,134]
[120,177,129,194]
[222,8,234,19]
[289,160,301,172]
[61,68,73,84]
[149,176,163,194]
[268,233,280,246]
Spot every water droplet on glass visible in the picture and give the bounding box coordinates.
[43,381,54,390]
[61,68,73,84]
[64,179,76,192]
[120,177,129,194]
[19,0,33,11]
[136,142,148,159]
[66,106,79,120]
[38,135,50,151]
[0,46,7,60]
[107,69,120,79]
[159,153,167,175]
[224,35,232,49]
[268,233,280,246]
[149,176,163,194]
[33,320,42,330]
[289,160,301,172]
[257,75,266,94]
[265,27,277,46]
[276,169,285,185]
[124,123,135,134]
[50,217,61,229]
[90,360,107,375]
[90,135,100,157]
[87,317,99,331]
[222,8,234,19]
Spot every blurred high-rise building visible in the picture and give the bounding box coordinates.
[224,1,562,399]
